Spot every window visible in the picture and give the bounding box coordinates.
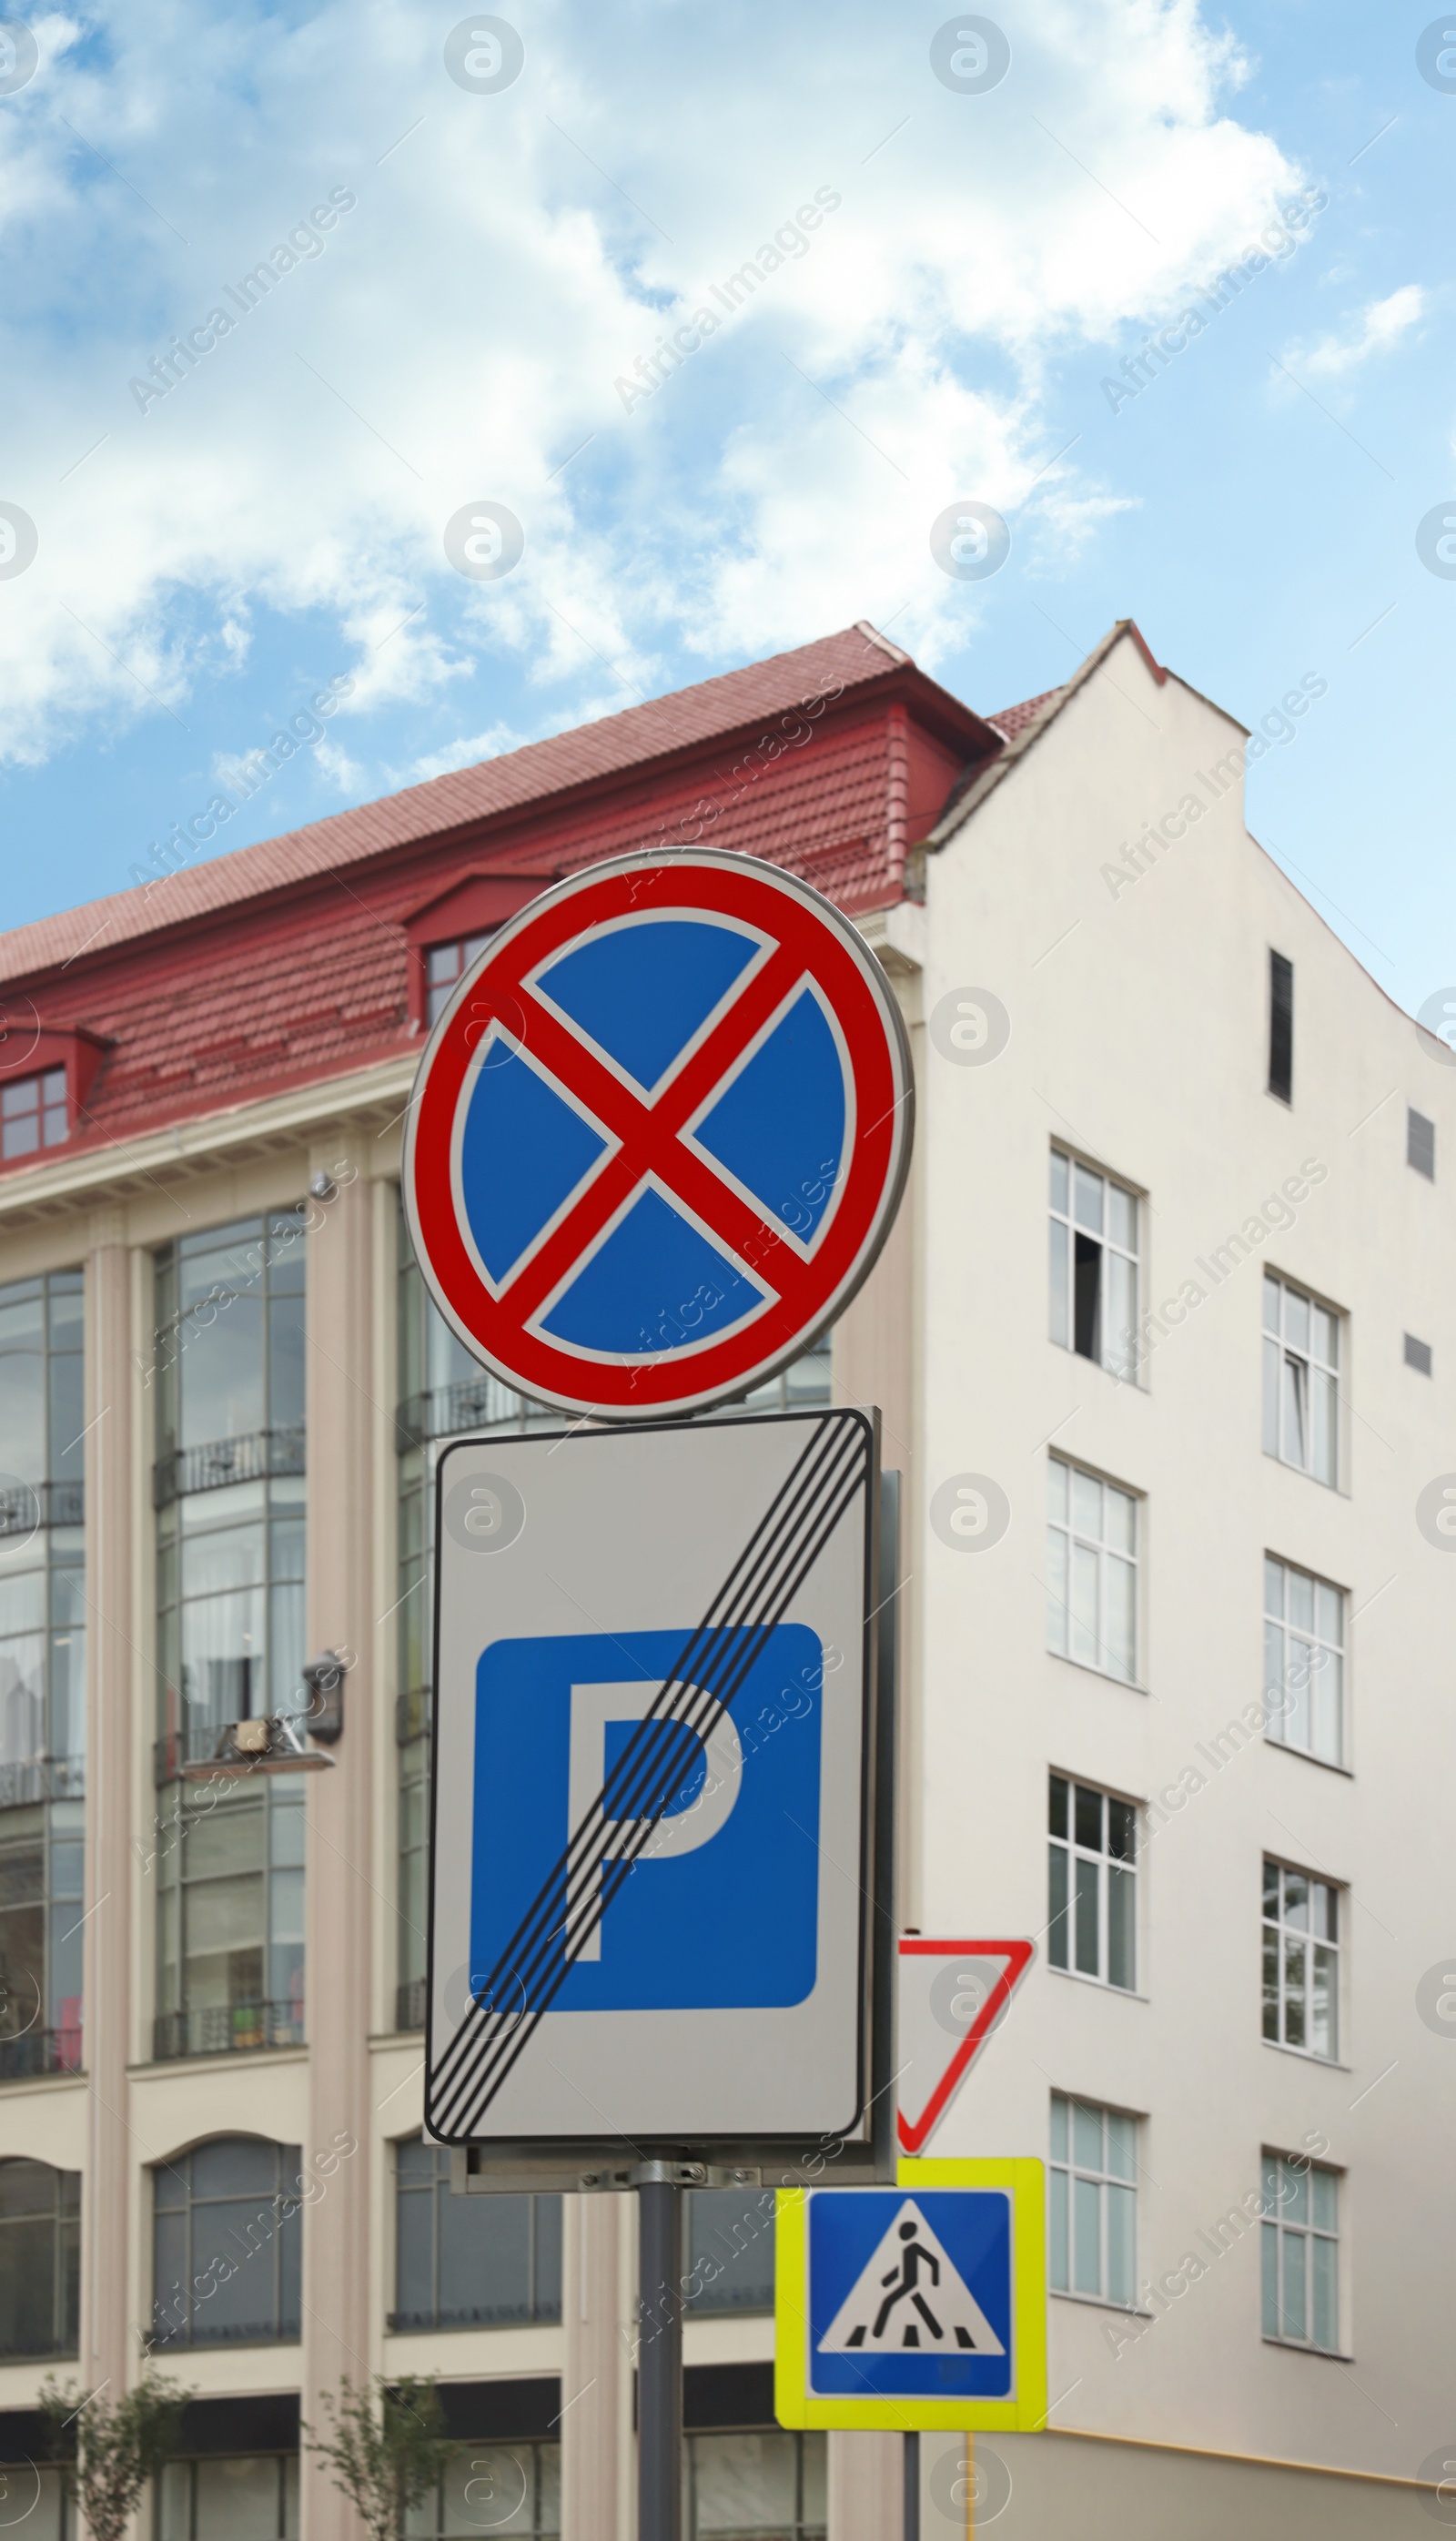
[1047,1775,1136,1990]
[159,2455,298,2539]
[1048,2095,1137,2308]
[1263,1557,1344,1766]
[687,2433,824,2541]
[1047,1150,1138,1379]
[1261,2153,1338,2351]
[1262,1274,1339,1486]
[426,932,496,1026]
[1262,1860,1339,2060]
[1405,1332,1433,1376]
[0,1068,67,1160]
[1269,950,1293,1101]
[412,2444,560,2539]
[153,1218,307,2060]
[1046,1457,1138,1683]
[392,2137,561,2330]
[0,2159,79,2359]
[685,2188,777,2313]
[0,1269,86,2078]
[1408,1106,1435,1179]
[736,1331,831,1413]
[151,2138,302,2349]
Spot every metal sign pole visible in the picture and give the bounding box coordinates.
[903,2430,920,2541]
[638,2174,684,2541]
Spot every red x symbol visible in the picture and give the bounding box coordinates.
[485,937,823,1328]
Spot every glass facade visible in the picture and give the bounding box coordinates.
[152,1216,308,2060]
[0,1269,85,2077]
[687,2433,824,2541]
[158,2455,298,2540]
[392,2136,561,2330]
[151,2137,303,2349]
[407,2444,559,2539]
[0,2156,80,2359]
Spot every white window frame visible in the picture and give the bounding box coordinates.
[1261,2152,1340,2352]
[1262,1273,1340,1487]
[1049,2093,1138,2309]
[1046,1455,1139,1685]
[1262,1858,1340,2060]
[1263,1556,1345,1767]
[1048,1149,1140,1379]
[1047,1774,1138,1992]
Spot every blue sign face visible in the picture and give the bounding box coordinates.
[807,2192,1014,2400]
[470,1625,824,2010]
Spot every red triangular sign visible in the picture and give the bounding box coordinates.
[896,1938,1034,2155]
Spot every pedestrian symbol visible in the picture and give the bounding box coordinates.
[819,2200,1005,2356]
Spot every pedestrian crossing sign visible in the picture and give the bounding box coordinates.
[774,2159,1046,2430]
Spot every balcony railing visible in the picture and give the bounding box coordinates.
[396,1977,427,2033]
[153,1424,306,1510]
[0,1753,85,1808]
[394,1379,558,1451]
[152,2000,304,2061]
[0,1478,83,1540]
[0,2025,83,2083]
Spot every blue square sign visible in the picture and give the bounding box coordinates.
[470,1625,824,2010]
[806,2190,1014,2400]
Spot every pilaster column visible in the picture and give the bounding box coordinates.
[82,1224,136,2394]
[561,2192,622,2541]
[301,1149,375,2539]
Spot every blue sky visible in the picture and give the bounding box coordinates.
[0,0,1451,1024]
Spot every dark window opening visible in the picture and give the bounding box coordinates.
[1405,1333,1433,1376]
[1408,1108,1436,1179]
[1269,952,1293,1102]
[1073,1234,1101,1360]
[0,2159,79,2359]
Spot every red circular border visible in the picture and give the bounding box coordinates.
[405,855,909,1415]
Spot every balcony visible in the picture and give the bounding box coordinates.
[152,2000,304,2061]
[152,1424,306,1511]
[0,1478,83,1540]
[0,2025,83,2083]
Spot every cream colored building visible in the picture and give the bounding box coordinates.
[0,619,1447,2536]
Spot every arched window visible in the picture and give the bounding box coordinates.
[0,2157,79,2359]
[151,2138,302,2350]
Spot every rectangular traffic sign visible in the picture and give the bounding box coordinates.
[774,2159,1047,2431]
[426,1407,887,2161]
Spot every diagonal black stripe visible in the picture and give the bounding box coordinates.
[431,1422,870,2133]
[430,1422,862,2119]
[430,1418,849,2103]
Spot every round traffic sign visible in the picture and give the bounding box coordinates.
[404,849,914,1418]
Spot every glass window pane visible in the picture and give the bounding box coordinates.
[1283,1940,1306,2047]
[1261,1932,1279,2040]
[193,2456,284,2540]
[1075,1857,1099,1974]
[1048,1219,1069,1348]
[1287,1568,1313,1634]
[1312,1305,1335,1367]
[1285,1289,1310,1354]
[1317,1582,1342,1647]
[1103,1487,1135,1555]
[1048,2165,1068,2290]
[1073,1166,1103,1234]
[1283,1871,1309,1929]
[1264,1273,1281,1333]
[1312,1368,1336,1485]
[1072,2174,1101,2295]
[1048,2093,1068,2164]
[1262,1334,1280,1454]
[1046,1523,1068,1655]
[1282,1354,1306,1468]
[1104,2111,1136,2183]
[685,2189,774,2313]
[1070,1544,1099,1666]
[1281,2161,1309,2228]
[1261,2221,1279,2335]
[1107,1863,1135,1990]
[693,2433,796,2536]
[1280,2227,1308,2341]
[1311,1948,1336,2058]
[1071,2101,1102,2173]
[1311,2170,1337,2232]
[1048,1775,1068,1840]
[1047,1844,1069,1970]
[1106,1184,1135,1253]
[1104,1250,1135,1377]
[443,2445,534,2536]
[1264,1620,1287,1740]
[1046,1458,1068,1524]
[1311,2231,1337,2349]
[1104,1556,1135,1682]
[1106,1798,1136,1862]
[1264,1556,1284,1617]
[1074,1784,1103,1853]
[1070,1468,1102,1540]
[1106,2182,1136,2306]
[1048,1151,1068,1214]
[1313,1653,1341,1765]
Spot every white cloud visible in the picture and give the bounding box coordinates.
[1294,285,1426,378]
[0,0,1308,767]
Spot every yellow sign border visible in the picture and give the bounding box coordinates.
[774,2157,1047,2432]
